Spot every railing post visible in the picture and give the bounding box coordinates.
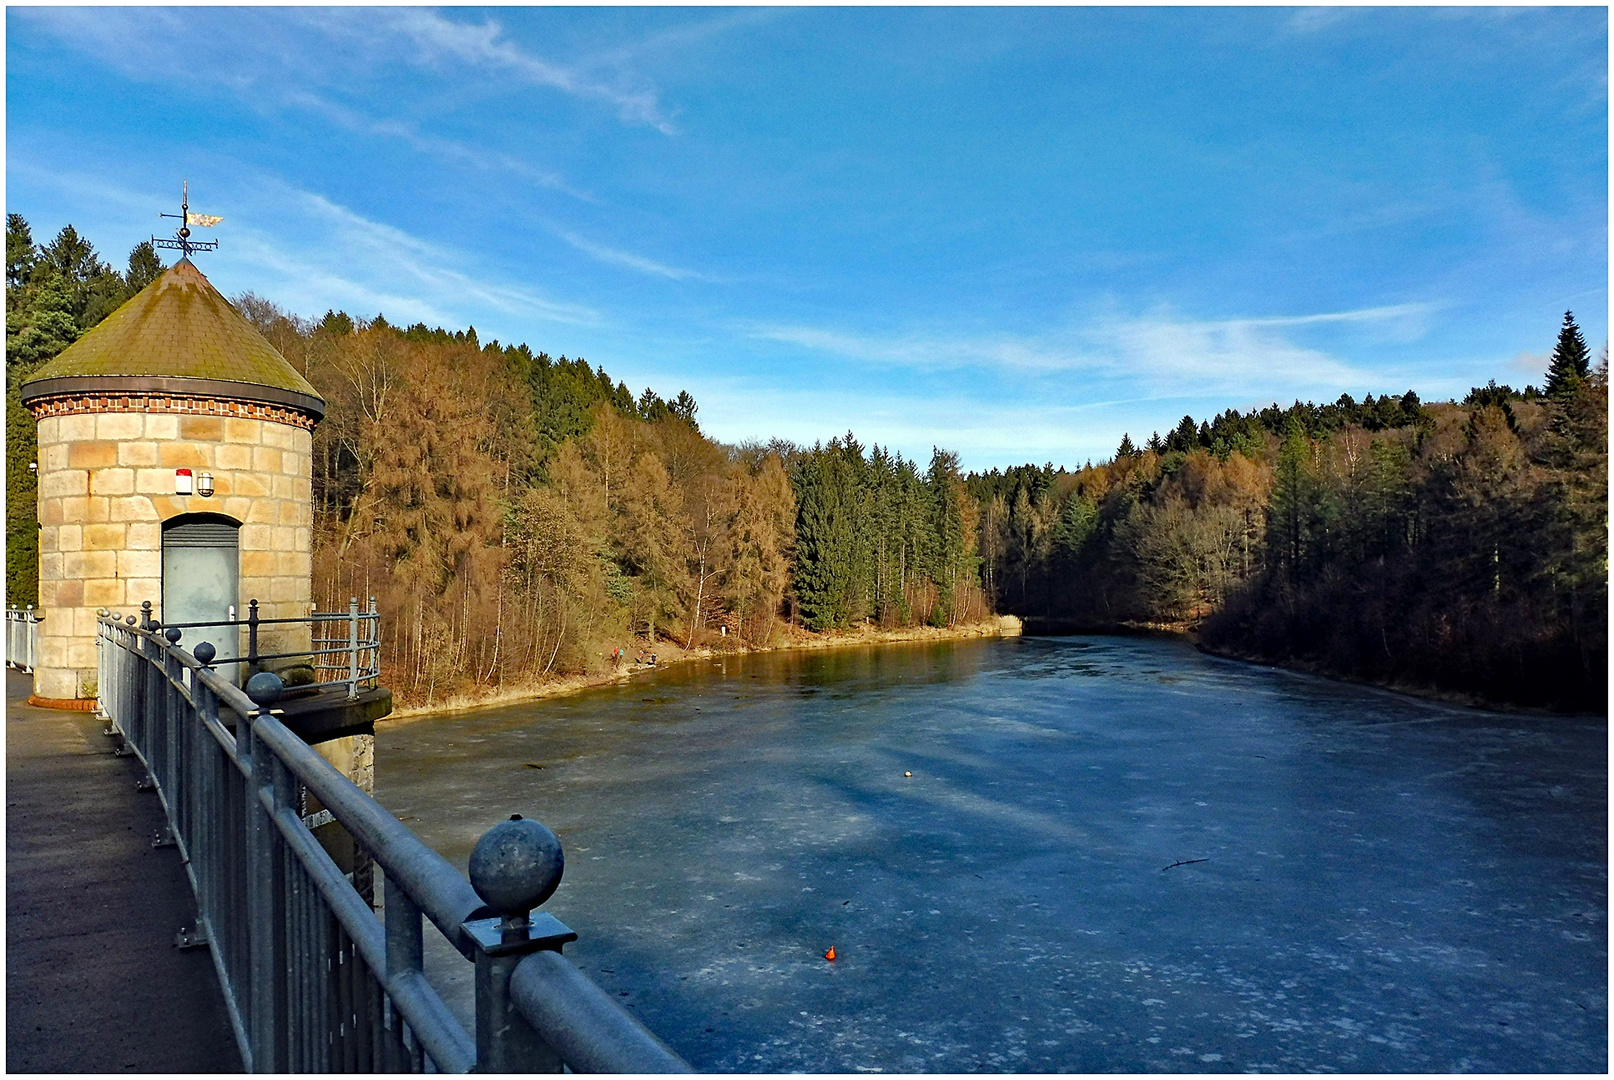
[384,876,425,1070]
[95,611,108,715]
[191,644,221,951]
[464,816,573,1072]
[247,600,260,677]
[242,671,287,1072]
[135,605,158,765]
[162,629,183,795]
[348,597,360,701]
[226,605,238,685]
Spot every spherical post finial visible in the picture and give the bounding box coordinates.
[468,815,564,932]
[164,627,182,644]
[245,671,284,709]
[194,641,216,666]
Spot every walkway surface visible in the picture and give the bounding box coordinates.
[6,668,242,1072]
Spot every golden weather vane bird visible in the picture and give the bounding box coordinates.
[154,179,222,258]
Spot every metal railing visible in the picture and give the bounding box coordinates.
[97,607,689,1074]
[162,597,381,699]
[7,605,41,672]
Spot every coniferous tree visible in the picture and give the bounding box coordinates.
[6,218,166,604]
[126,242,164,292]
[1166,414,1200,453]
[7,215,37,292]
[1545,310,1591,400]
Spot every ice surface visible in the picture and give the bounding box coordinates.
[375,635,1607,1072]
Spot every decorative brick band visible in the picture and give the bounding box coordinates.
[26,393,318,431]
[27,694,99,712]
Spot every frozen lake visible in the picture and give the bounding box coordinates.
[373,635,1606,1072]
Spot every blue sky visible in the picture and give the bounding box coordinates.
[7,6,1607,470]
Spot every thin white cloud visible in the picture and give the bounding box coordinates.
[1101,311,1363,385]
[749,302,1439,392]
[312,8,677,134]
[227,233,462,329]
[555,229,714,282]
[18,158,601,330]
[11,8,186,80]
[1285,8,1357,35]
[1508,350,1549,377]
[570,8,789,72]
[284,189,600,326]
[1222,302,1440,329]
[690,378,1103,468]
[280,91,595,203]
[687,372,1277,471]
[15,6,677,135]
[750,325,1083,373]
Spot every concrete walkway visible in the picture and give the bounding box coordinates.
[6,668,242,1072]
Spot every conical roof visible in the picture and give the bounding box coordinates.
[20,259,323,421]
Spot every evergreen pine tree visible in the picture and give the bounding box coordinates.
[6,214,36,293]
[1166,414,1199,453]
[125,241,165,292]
[1050,494,1098,561]
[1545,310,1591,399]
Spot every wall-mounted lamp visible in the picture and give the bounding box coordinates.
[176,468,194,495]
[197,472,215,498]
[27,462,37,476]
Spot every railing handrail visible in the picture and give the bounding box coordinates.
[242,701,489,959]
[161,612,381,629]
[142,597,381,700]
[512,951,690,1073]
[97,612,690,1074]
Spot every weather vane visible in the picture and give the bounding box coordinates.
[154,179,222,258]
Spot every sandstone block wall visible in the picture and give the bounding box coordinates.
[33,409,314,701]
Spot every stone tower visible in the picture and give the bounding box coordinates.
[20,258,324,707]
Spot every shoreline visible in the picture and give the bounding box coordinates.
[1194,640,1603,718]
[382,613,1597,724]
[1020,614,1599,716]
[383,615,1024,723]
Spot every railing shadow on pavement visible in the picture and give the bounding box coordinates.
[96,606,690,1074]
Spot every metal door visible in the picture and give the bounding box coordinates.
[162,516,239,665]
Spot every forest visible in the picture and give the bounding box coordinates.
[6,216,1607,711]
[968,323,1607,711]
[7,217,986,707]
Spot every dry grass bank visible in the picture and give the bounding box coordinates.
[386,616,1024,723]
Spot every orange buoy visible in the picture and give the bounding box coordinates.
[824,946,837,961]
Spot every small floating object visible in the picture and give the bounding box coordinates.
[904,771,912,778]
[824,946,837,961]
